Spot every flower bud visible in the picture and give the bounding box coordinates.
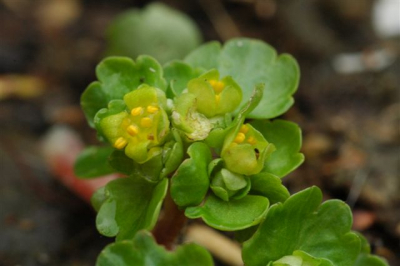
[210,168,250,201]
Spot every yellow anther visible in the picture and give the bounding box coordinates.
[247,136,257,145]
[147,105,159,114]
[214,81,225,93]
[240,124,249,134]
[234,132,246,143]
[215,94,221,104]
[114,137,127,149]
[127,125,139,136]
[209,80,218,87]
[140,117,153,128]
[209,80,225,94]
[131,107,143,116]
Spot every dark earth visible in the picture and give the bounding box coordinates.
[0,0,399,265]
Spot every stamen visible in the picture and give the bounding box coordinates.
[127,125,139,136]
[209,80,217,87]
[131,107,143,116]
[209,80,225,94]
[114,137,127,149]
[140,117,153,128]
[214,81,225,94]
[147,105,159,114]
[240,124,249,134]
[234,132,246,143]
[247,136,257,145]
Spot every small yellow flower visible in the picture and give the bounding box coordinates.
[187,69,242,118]
[222,123,275,175]
[99,84,170,163]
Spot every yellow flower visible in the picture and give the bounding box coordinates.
[99,84,170,163]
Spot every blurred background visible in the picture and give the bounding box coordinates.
[0,0,399,265]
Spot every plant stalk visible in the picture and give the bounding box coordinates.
[152,188,187,250]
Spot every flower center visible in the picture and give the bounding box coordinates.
[113,104,160,149]
[209,79,225,105]
[233,125,257,145]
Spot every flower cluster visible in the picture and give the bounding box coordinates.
[96,68,274,201]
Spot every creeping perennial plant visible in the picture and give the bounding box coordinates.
[75,38,389,266]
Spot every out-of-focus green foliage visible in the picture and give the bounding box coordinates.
[106,3,202,64]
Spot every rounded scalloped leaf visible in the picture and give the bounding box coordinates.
[163,61,201,96]
[81,56,166,127]
[242,186,361,266]
[184,41,221,70]
[108,150,135,175]
[251,119,304,178]
[184,38,300,119]
[74,146,115,179]
[250,172,290,205]
[96,231,214,266]
[185,194,269,231]
[96,177,168,241]
[106,3,202,64]
[160,135,184,178]
[354,255,389,266]
[170,142,212,207]
[91,187,107,212]
[353,233,389,266]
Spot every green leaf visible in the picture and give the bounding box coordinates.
[171,142,212,207]
[184,38,300,119]
[106,3,202,64]
[160,130,184,177]
[210,168,250,201]
[354,233,389,266]
[252,119,304,177]
[132,153,164,182]
[109,143,166,181]
[163,61,200,96]
[74,146,115,178]
[354,255,388,266]
[81,82,109,128]
[109,150,135,175]
[219,39,299,119]
[96,177,168,241]
[96,231,214,266]
[250,172,290,205]
[184,41,221,70]
[235,83,264,122]
[185,194,269,231]
[81,56,166,126]
[91,187,107,212]
[242,187,361,266]
[272,250,333,266]
[235,225,258,243]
